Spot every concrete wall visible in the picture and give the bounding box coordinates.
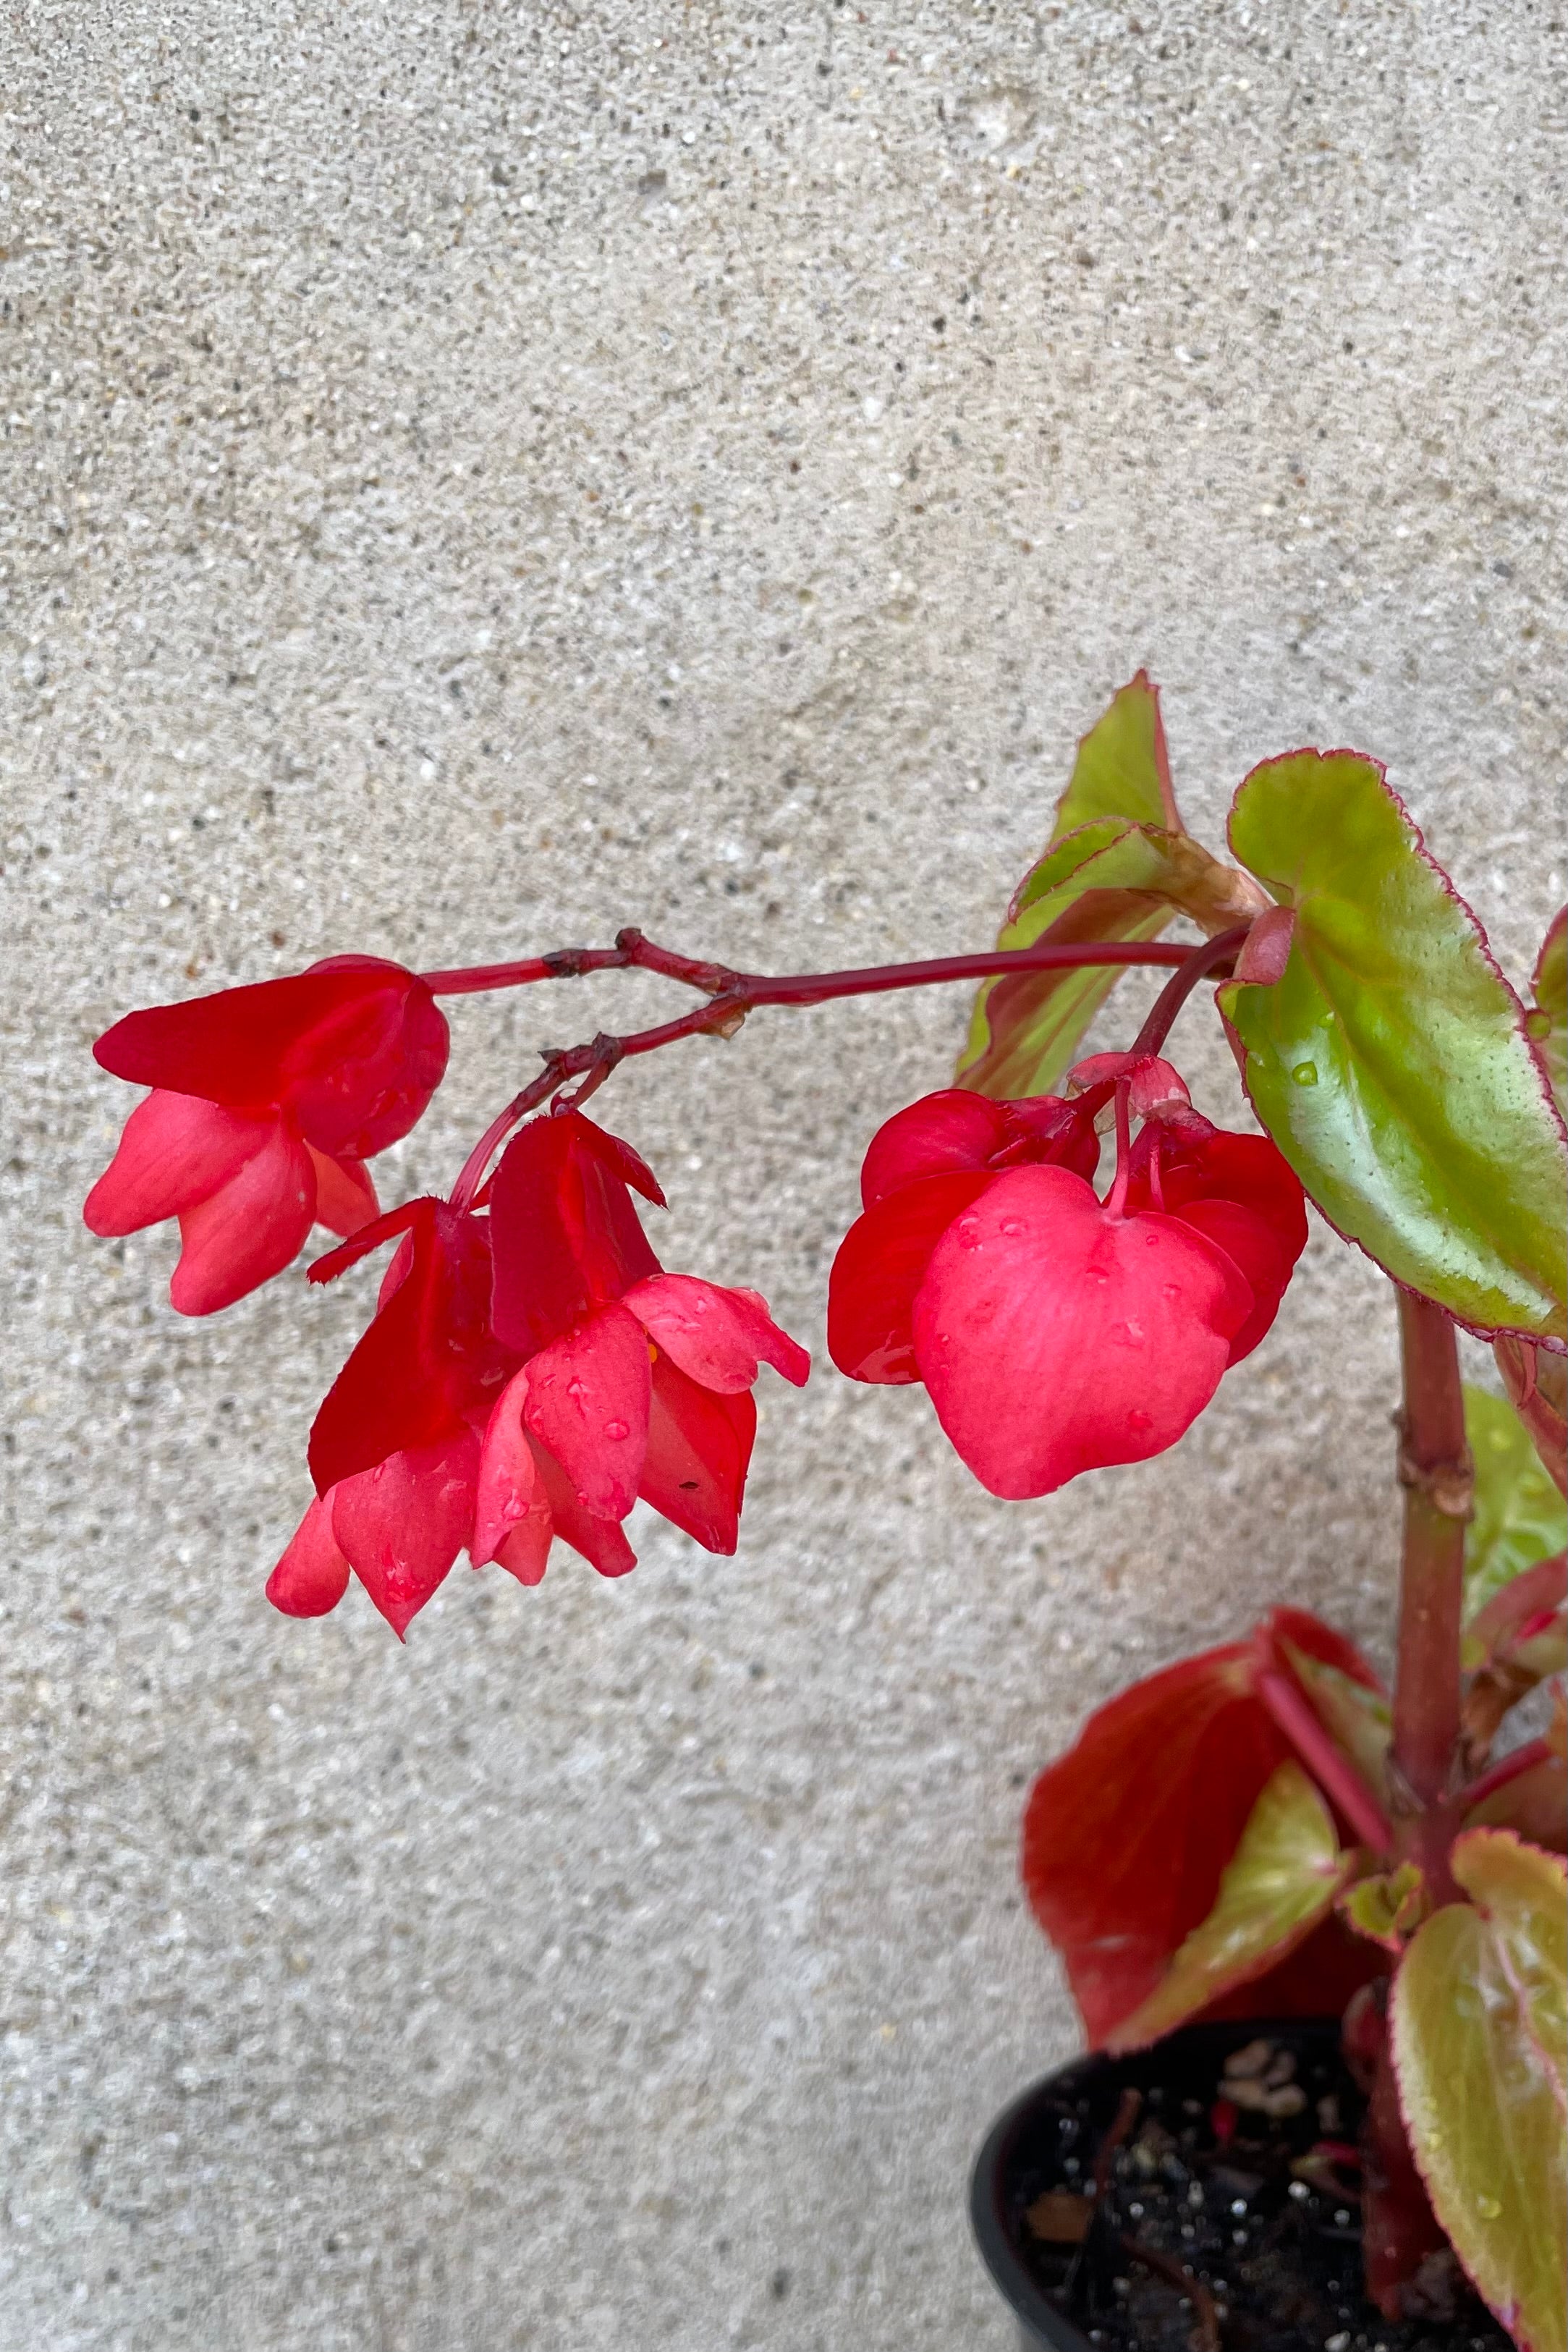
[2,1,1562,2345]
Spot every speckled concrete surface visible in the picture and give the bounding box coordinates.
[1,3,1564,2345]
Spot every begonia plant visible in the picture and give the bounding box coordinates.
[87,676,1567,2347]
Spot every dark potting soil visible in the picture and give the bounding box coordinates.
[1007,2025,1512,2352]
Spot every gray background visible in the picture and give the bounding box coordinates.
[2,1,1563,2345]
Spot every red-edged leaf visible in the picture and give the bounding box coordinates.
[1391,1832,1567,2352]
[1104,1761,1356,2051]
[1024,1610,1383,2045]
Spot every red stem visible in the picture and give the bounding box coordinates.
[441,933,1247,1208]
[1257,1670,1394,1852]
[1391,1289,1472,1809]
[1462,1735,1554,1815]
[1128,926,1251,1058]
[425,932,1204,1003]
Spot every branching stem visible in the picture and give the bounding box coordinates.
[441,930,1247,1208]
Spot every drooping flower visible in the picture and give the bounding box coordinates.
[85,955,449,1313]
[268,1109,810,1637]
[829,1080,1307,1499]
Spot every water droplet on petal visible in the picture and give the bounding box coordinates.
[956,1217,982,1248]
[371,1462,388,1485]
[999,1217,1025,1238]
[604,1418,630,1441]
[1162,1282,1182,1301]
[1127,1409,1153,1433]
[1291,1060,1319,1087]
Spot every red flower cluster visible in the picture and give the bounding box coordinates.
[829,1079,1306,1499]
[85,958,449,1313]
[268,1109,809,1636]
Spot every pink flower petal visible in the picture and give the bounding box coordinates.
[912,1164,1254,1499]
[472,1366,554,1572]
[622,1272,810,1394]
[169,1117,317,1314]
[522,1301,651,1521]
[828,1170,996,1383]
[306,1146,378,1238]
[265,1493,352,1618]
[527,1436,637,1578]
[84,1091,273,1235]
[330,1429,480,1638]
[860,1088,1009,1207]
[639,1355,755,1554]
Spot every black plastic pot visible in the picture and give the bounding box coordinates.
[970,2018,1344,2352]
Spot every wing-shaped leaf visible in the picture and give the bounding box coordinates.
[1105,1762,1356,2052]
[1463,1386,1568,1626]
[1531,910,1566,1115]
[1222,752,1568,1344]
[959,677,1265,1098]
[958,824,1180,1099]
[1055,667,1182,834]
[1391,1831,1567,2352]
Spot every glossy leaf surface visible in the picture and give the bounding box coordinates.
[1464,1384,1568,1626]
[1105,1761,1355,2051]
[1391,1832,1567,2352]
[1223,752,1568,1342]
[1532,910,1566,1115]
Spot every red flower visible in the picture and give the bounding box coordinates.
[268,1110,810,1638]
[829,1083,1306,1499]
[85,956,449,1314]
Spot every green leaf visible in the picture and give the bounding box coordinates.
[959,676,1266,1099]
[1462,1385,1568,1628]
[1340,1861,1430,1952]
[957,821,1179,1099]
[1528,909,1567,1118]
[1222,751,1568,1344]
[1052,669,1181,835]
[1391,1831,1567,2352]
[1284,1640,1393,1798]
[1104,1761,1355,2052]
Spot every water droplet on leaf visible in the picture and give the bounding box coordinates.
[1476,2193,1501,2220]
[1291,1060,1318,1087]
